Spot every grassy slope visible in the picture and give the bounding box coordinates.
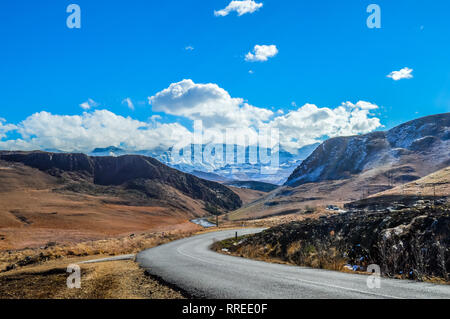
[372,166,450,197]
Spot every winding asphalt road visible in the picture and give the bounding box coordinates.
[137,228,450,299]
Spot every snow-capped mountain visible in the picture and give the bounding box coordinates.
[89,144,319,185]
[156,144,319,185]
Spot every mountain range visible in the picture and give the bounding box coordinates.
[90,144,320,185]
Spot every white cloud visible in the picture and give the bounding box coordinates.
[387,67,414,81]
[0,118,16,139]
[150,115,162,122]
[344,101,379,110]
[267,102,382,152]
[248,70,254,74]
[185,45,194,51]
[214,0,263,17]
[122,98,135,110]
[80,98,99,110]
[149,79,273,129]
[0,81,382,155]
[80,103,90,110]
[0,110,192,153]
[148,80,381,151]
[245,45,278,62]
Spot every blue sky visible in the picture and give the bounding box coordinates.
[0,0,449,153]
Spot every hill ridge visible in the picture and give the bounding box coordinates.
[0,151,242,212]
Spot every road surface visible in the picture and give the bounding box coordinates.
[137,228,450,299]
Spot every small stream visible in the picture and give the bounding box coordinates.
[191,218,217,228]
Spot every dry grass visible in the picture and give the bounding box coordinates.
[374,166,450,198]
[0,258,185,299]
[0,227,201,273]
[214,239,348,272]
[226,186,267,205]
[220,207,333,229]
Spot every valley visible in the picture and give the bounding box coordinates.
[0,113,448,298]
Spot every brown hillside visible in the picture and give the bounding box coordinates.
[0,151,244,250]
[0,160,207,250]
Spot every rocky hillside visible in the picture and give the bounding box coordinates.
[286,113,450,187]
[226,204,450,282]
[0,151,242,212]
